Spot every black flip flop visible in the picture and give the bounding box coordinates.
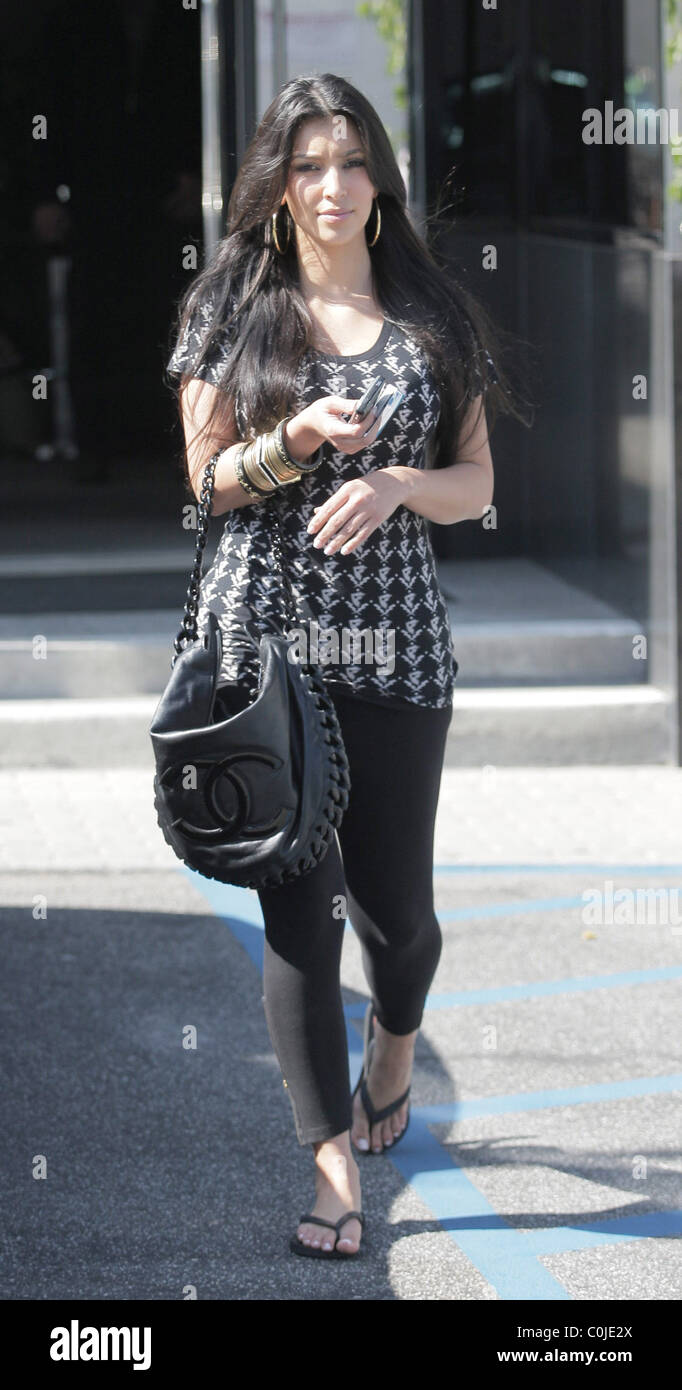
[351,1002,411,1155]
[289,1210,365,1259]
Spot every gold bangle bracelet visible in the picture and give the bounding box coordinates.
[239,425,306,494]
[241,438,277,493]
[259,433,288,481]
[234,444,270,500]
[262,431,301,483]
[274,417,298,467]
[248,430,300,486]
[275,416,324,474]
[253,433,285,488]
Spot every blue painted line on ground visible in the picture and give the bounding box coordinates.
[380,965,682,1010]
[439,890,682,921]
[416,1073,682,1122]
[180,866,679,1296]
[439,894,588,920]
[183,873,682,1016]
[434,863,682,876]
[343,964,682,1016]
[182,869,365,1053]
[388,1114,571,1300]
[514,1209,682,1255]
[182,869,265,971]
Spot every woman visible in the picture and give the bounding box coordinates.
[167,73,525,1261]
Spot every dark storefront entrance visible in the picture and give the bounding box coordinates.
[2,0,205,517]
[2,0,679,759]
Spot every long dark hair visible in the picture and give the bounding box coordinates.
[168,72,532,487]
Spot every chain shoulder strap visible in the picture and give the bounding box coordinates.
[270,493,298,633]
[173,451,221,660]
[173,450,298,662]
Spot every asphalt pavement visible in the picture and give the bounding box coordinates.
[2,722,681,1302]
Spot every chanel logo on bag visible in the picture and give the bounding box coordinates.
[161,751,292,841]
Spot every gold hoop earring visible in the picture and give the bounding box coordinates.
[272,204,290,254]
[368,197,381,247]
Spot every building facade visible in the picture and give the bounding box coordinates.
[5,0,681,761]
[202,0,681,759]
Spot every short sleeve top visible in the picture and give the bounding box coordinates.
[167,291,493,711]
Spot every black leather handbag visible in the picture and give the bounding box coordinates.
[149,452,350,890]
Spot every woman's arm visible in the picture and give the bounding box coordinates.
[180,378,319,514]
[384,395,494,526]
[180,378,258,515]
[179,378,384,516]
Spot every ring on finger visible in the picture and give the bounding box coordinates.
[332,514,362,539]
[325,523,358,548]
[324,518,362,550]
[340,521,372,554]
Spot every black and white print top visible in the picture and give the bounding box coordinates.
[167,292,488,711]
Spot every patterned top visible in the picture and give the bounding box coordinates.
[167,291,484,711]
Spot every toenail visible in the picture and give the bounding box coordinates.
[357,1138,369,1150]
[372,1144,382,1152]
[322,1242,332,1250]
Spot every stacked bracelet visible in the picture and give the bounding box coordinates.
[276,418,325,475]
[242,434,286,491]
[233,444,271,500]
[234,416,325,501]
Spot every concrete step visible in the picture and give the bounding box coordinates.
[0,686,671,768]
[439,557,647,685]
[448,616,645,685]
[0,552,651,693]
[0,612,177,698]
[0,607,649,698]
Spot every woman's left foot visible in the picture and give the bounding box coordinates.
[295,1139,363,1254]
[351,1017,417,1154]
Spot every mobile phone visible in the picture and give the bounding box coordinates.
[373,385,405,438]
[341,374,385,424]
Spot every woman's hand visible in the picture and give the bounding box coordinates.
[289,394,385,459]
[306,468,407,556]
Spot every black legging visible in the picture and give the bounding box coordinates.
[257,686,452,1145]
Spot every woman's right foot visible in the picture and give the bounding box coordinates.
[351,1015,417,1154]
[295,1137,363,1254]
